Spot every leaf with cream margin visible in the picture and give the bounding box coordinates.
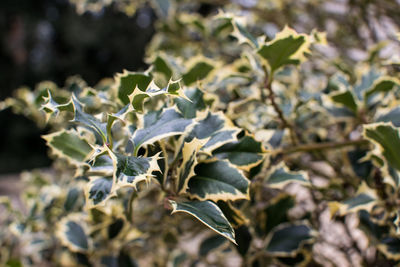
[212,133,267,171]
[265,222,314,257]
[43,129,93,166]
[328,182,378,216]
[128,79,189,112]
[40,89,73,122]
[187,159,250,202]
[257,26,311,74]
[182,58,214,86]
[264,162,309,189]
[330,90,358,113]
[363,123,400,171]
[169,200,236,244]
[84,176,115,208]
[176,138,204,195]
[182,111,241,154]
[115,70,152,105]
[216,11,259,48]
[131,107,194,155]
[107,148,161,190]
[56,214,90,253]
[364,77,400,100]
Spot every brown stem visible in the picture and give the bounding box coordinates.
[273,139,369,155]
[263,72,298,145]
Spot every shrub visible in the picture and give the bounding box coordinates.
[1,0,400,266]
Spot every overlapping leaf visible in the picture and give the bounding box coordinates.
[265,223,314,256]
[176,138,203,195]
[258,26,310,74]
[363,123,400,171]
[183,111,240,154]
[213,133,266,171]
[170,200,236,244]
[56,215,90,253]
[115,70,152,105]
[264,163,309,189]
[43,129,93,166]
[85,177,115,208]
[182,58,214,85]
[131,107,194,155]
[187,160,250,201]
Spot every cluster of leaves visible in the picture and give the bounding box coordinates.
[2,0,400,266]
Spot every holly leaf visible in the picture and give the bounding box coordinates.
[330,90,358,113]
[174,87,207,118]
[266,223,314,256]
[84,177,115,208]
[264,163,309,189]
[182,59,214,85]
[187,160,250,202]
[108,150,161,190]
[258,26,310,74]
[57,215,89,253]
[176,138,203,195]
[170,200,236,244]
[43,129,93,166]
[115,70,152,105]
[363,123,400,171]
[131,107,194,155]
[213,133,266,171]
[128,79,188,112]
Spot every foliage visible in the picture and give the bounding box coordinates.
[1,0,400,266]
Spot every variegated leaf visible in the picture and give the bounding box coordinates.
[176,138,203,195]
[330,90,358,113]
[363,123,400,171]
[212,133,266,171]
[43,129,93,166]
[84,177,115,208]
[108,149,161,190]
[170,200,236,244]
[115,70,152,105]
[184,111,240,154]
[188,160,250,201]
[364,77,400,99]
[264,194,295,234]
[264,163,309,189]
[56,215,90,253]
[40,89,73,121]
[174,87,207,118]
[329,183,378,216]
[378,238,400,261]
[131,107,194,155]
[376,106,400,127]
[265,223,314,256]
[182,59,214,85]
[128,79,188,112]
[258,26,310,74]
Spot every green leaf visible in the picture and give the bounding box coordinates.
[217,201,248,227]
[174,88,207,118]
[40,89,73,121]
[115,70,152,105]
[188,160,250,201]
[43,130,93,165]
[57,216,89,253]
[128,79,188,112]
[213,133,266,171]
[176,139,203,195]
[109,150,161,190]
[330,90,358,113]
[85,177,115,208]
[71,94,107,143]
[64,188,81,212]
[329,183,377,216]
[184,111,240,154]
[152,54,172,79]
[182,60,214,85]
[170,200,236,244]
[363,123,400,171]
[264,163,309,189]
[131,107,194,154]
[364,77,400,99]
[258,26,310,73]
[266,223,313,256]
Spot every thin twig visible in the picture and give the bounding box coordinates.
[272,139,369,155]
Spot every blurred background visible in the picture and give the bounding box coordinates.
[0,0,155,173]
[1,0,399,174]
